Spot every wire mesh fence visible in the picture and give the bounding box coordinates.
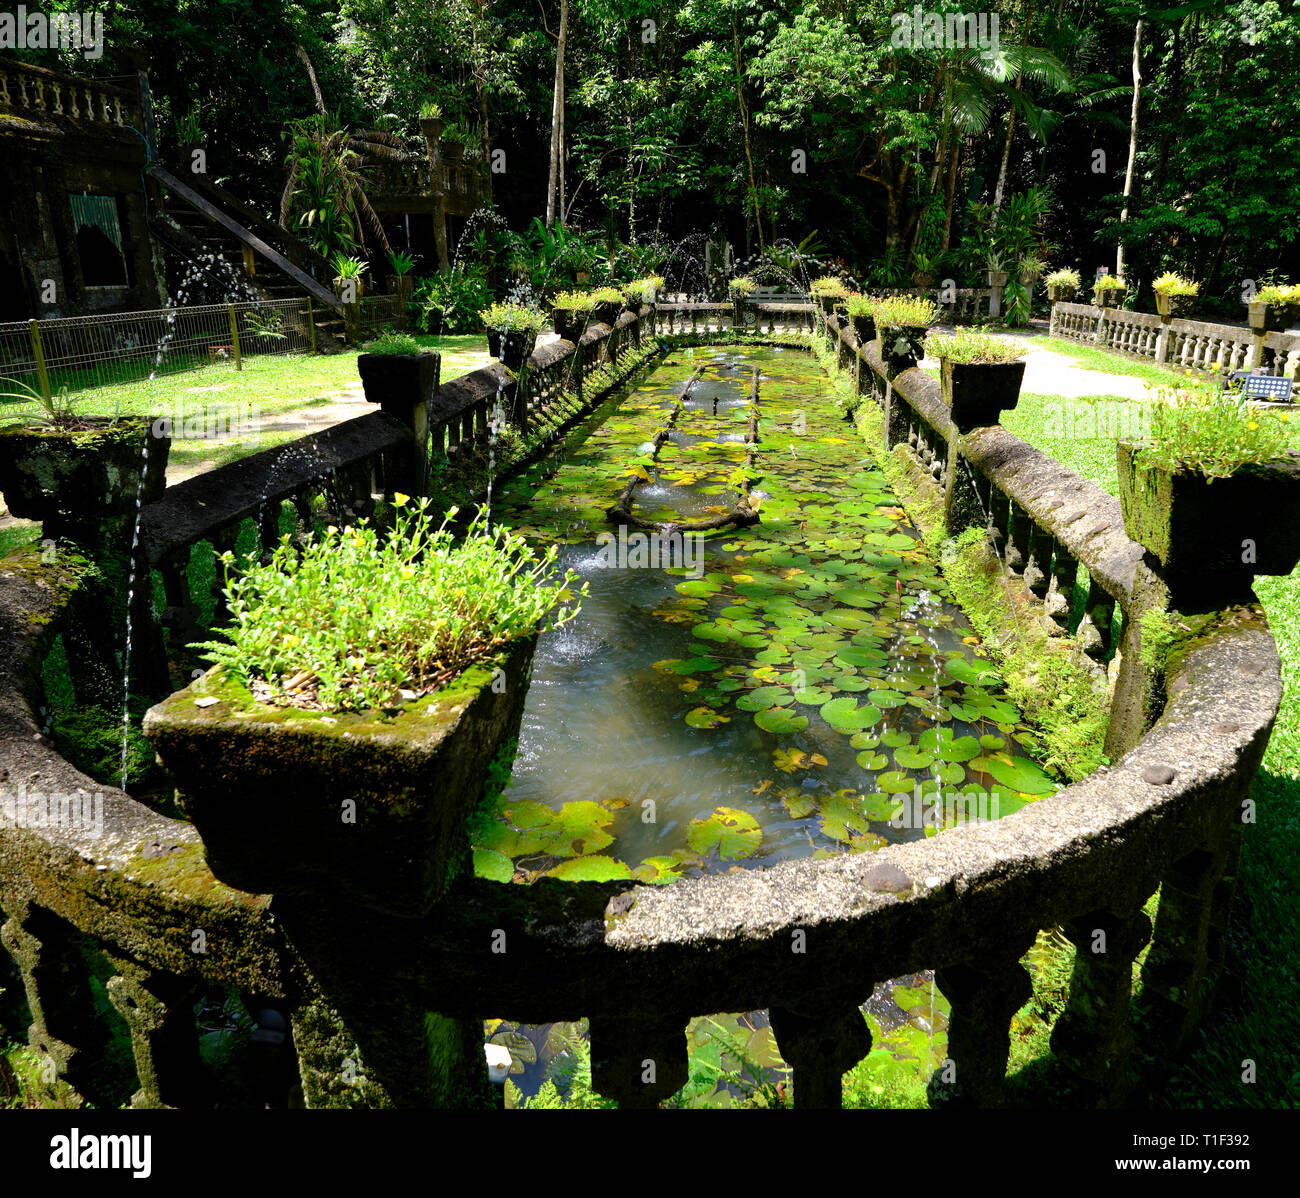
[0,297,321,402]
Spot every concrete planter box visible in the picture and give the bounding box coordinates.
[815,294,841,315]
[143,636,538,917]
[851,313,877,345]
[357,350,439,410]
[731,296,750,327]
[419,116,444,143]
[591,300,621,327]
[1046,284,1077,303]
[1155,293,1196,319]
[987,270,1009,289]
[0,417,169,537]
[941,358,1026,433]
[1094,286,1127,309]
[1247,301,1300,333]
[879,325,929,374]
[552,307,591,343]
[1117,440,1300,606]
[487,330,537,372]
[912,270,936,289]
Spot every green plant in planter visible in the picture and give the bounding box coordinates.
[927,330,1028,432]
[1248,281,1300,331]
[480,303,545,369]
[623,275,664,305]
[1091,274,1127,306]
[1043,267,1081,302]
[729,276,758,296]
[1017,252,1046,285]
[843,293,882,343]
[1152,271,1198,318]
[419,100,442,120]
[1118,380,1300,605]
[195,500,586,713]
[0,376,88,430]
[588,286,625,326]
[874,295,940,371]
[552,289,597,342]
[363,331,421,356]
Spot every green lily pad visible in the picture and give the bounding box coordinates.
[754,706,809,734]
[545,856,633,882]
[687,807,763,860]
[472,848,514,883]
[985,755,1058,796]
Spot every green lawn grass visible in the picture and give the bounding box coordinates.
[0,334,491,426]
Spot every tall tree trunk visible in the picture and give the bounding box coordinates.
[992,0,1035,224]
[732,18,763,248]
[941,138,961,253]
[1117,19,1143,279]
[545,0,568,228]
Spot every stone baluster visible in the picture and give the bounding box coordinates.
[1139,819,1245,1062]
[588,1016,690,1109]
[988,487,1012,558]
[290,491,315,532]
[769,1005,872,1109]
[1075,577,1116,665]
[928,934,1035,1107]
[34,77,45,110]
[105,962,206,1108]
[1045,539,1077,632]
[159,553,202,646]
[0,69,10,105]
[1051,903,1153,1106]
[207,525,241,622]
[18,71,30,106]
[1023,525,1051,599]
[258,498,284,553]
[0,902,116,1106]
[51,81,63,115]
[1005,499,1032,574]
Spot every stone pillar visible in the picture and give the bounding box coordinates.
[1155,315,1172,367]
[943,439,984,536]
[105,962,206,1109]
[1051,904,1153,1106]
[588,1016,689,1109]
[769,1004,872,1110]
[928,934,1035,1108]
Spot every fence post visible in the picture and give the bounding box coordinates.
[28,319,51,405]
[227,305,242,371]
[306,296,317,353]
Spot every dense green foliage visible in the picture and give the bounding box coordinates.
[14,1,1295,316]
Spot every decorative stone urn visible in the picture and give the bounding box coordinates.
[941,359,1027,433]
[142,637,538,918]
[1117,441,1300,607]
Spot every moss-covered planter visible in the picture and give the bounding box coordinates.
[0,417,169,539]
[552,307,590,343]
[731,296,749,328]
[1117,440,1300,606]
[143,636,537,917]
[1046,284,1077,304]
[592,300,621,327]
[878,325,928,375]
[851,314,877,345]
[987,270,1009,289]
[1155,293,1195,319]
[1095,286,1127,309]
[499,331,537,372]
[1247,301,1300,333]
[816,294,839,315]
[941,359,1026,433]
[357,350,439,411]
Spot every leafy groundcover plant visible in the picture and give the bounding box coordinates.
[479,303,545,335]
[873,294,940,329]
[1140,377,1292,478]
[196,498,586,713]
[926,330,1025,363]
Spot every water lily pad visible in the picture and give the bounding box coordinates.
[687,807,763,859]
[631,856,682,885]
[820,697,883,732]
[686,706,730,729]
[753,706,809,734]
[472,848,514,883]
[985,755,1057,796]
[878,771,915,794]
[545,856,633,882]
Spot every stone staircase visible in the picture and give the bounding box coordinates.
[148,166,350,350]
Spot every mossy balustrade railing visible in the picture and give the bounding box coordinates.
[1051,300,1300,379]
[0,304,1281,1110]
